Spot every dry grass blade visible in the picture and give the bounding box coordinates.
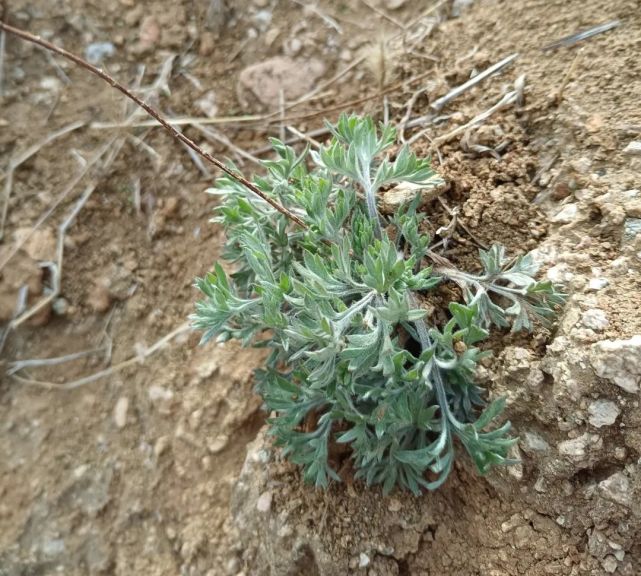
[192,124,262,166]
[90,114,265,130]
[542,20,621,52]
[9,183,97,329]
[0,120,85,238]
[0,21,307,228]
[431,75,525,148]
[8,347,107,375]
[10,323,190,390]
[430,53,519,112]
[0,136,117,272]
[0,27,5,97]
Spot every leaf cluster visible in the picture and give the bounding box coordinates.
[192,114,565,493]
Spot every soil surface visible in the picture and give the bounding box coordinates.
[1,0,640,575]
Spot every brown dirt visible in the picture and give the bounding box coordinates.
[1,0,640,575]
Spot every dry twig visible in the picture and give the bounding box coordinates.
[542,20,621,52]
[10,322,190,389]
[1,120,85,238]
[430,52,519,112]
[0,21,306,228]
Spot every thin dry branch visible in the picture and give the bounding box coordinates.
[430,52,519,112]
[431,76,524,148]
[0,120,85,238]
[0,136,117,272]
[10,322,190,390]
[0,21,306,228]
[10,183,97,329]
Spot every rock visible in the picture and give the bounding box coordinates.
[113,397,129,429]
[521,431,550,454]
[195,90,218,118]
[623,141,641,156]
[256,491,272,513]
[380,177,446,214]
[238,57,325,108]
[623,217,641,242]
[602,555,618,573]
[385,0,407,9]
[558,433,592,460]
[387,498,402,513]
[588,399,620,428]
[52,297,70,315]
[581,308,609,331]
[207,434,229,454]
[85,42,115,64]
[148,385,174,402]
[552,203,578,224]
[591,336,641,393]
[358,552,370,568]
[588,277,609,291]
[588,529,609,558]
[599,472,631,507]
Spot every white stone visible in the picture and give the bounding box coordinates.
[599,472,631,506]
[602,555,618,573]
[558,433,592,460]
[623,141,641,156]
[553,203,578,223]
[588,399,620,428]
[358,553,371,568]
[588,277,609,291]
[148,385,174,402]
[591,335,641,393]
[256,491,272,513]
[113,397,129,429]
[581,309,609,331]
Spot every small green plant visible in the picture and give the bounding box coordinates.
[192,115,565,494]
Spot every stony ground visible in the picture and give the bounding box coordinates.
[1,0,640,575]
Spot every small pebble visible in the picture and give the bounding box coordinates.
[113,397,129,429]
[256,491,272,513]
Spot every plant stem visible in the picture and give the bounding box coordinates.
[0,21,307,229]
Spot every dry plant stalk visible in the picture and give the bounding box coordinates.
[0,21,306,229]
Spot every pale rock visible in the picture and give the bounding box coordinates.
[358,552,370,568]
[238,56,325,108]
[148,385,174,402]
[602,555,618,573]
[256,491,272,513]
[113,397,129,428]
[591,335,641,393]
[387,498,402,512]
[558,433,593,460]
[546,263,574,284]
[521,431,550,454]
[599,472,631,506]
[380,177,446,214]
[207,434,229,454]
[588,399,620,428]
[581,308,609,331]
[588,277,609,291]
[623,218,641,242]
[588,529,609,558]
[552,203,578,223]
[623,141,641,156]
